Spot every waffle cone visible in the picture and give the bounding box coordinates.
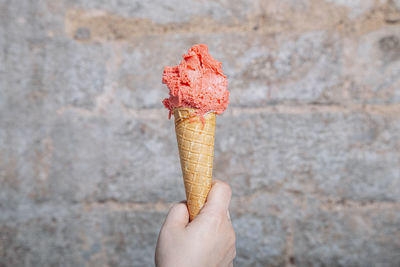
[173,108,216,221]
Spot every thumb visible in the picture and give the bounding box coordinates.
[163,202,189,229]
[200,180,232,215]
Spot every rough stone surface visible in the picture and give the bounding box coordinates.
[1,0,400,266]
[326,0,374,18]
[232,214,287,266]
[216,109,400,202]
[293,206,400,267]
[0,204,166,267]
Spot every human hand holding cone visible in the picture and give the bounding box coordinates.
[162,44,229,221]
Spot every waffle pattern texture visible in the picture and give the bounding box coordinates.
[173,108,216,221]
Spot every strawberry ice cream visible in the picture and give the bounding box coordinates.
[162,44,229,119]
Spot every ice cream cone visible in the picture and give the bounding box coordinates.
[173,107,216,221]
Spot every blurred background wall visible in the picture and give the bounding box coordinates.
[1,0,400,266]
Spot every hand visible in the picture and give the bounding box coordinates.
[155,180,236,267]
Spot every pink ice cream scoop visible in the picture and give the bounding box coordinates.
[162,44,229,118]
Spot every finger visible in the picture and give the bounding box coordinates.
[163,202,189,229]
[201,180,232,215]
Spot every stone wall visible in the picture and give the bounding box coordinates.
[1,0,400,266]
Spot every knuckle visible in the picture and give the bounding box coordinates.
[206,211,224,226]
[225,226,236,246]
[230,231,236,245]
